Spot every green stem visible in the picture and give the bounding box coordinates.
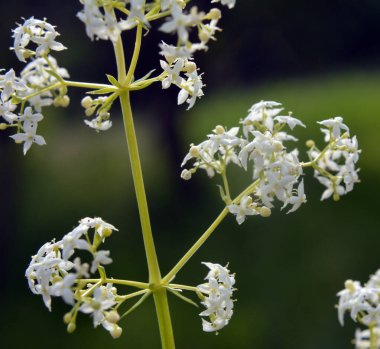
[113,32,176,349]
[65,80,116,90]
[162,178,261,284]
[162,208,229,284]
[104,278,149,289]
[125,23,143,85]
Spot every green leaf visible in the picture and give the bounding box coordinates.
[134,69,156,84]
[120,292,151,319]
[106,74,122,88]
[167,288,199,308]
[87,87,116,95]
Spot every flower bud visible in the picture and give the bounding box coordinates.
[209,8,222,20]
[190,145,200,157]
[198,29,210,43]
[63,313,72,324]
[345,279,355,292]
[110,325,122,339]
[333,192,340,201]
[273,141,283,152]
[0,123,8,130]
[67,322,76,333]
[306,140,315,148]
[81,96,93,109]
[106,310,120,324]
[181,169,192,180]
[214,125,225,135]
[85,106,96,117]
[259,206,271,218]
[184,61,197,73]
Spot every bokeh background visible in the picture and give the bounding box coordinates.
[1,1,380,348]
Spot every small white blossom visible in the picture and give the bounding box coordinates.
[79,217,118,238]
[228,195,258,224]
[12,17,66,62]
[91,250,113,274]
[10,122,46,155]
[318,116,349,140]
[79,284,116,327]
[85,117,112,132]
[197,262,236,332]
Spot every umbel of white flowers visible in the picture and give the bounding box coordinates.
[181,101,361,224]
[26,217,237,336]
[337,269,380,349]
[0,1,236,154]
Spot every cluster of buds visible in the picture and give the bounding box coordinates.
[197,262,236,332]
[25,217,126,338]
[337,269,380,348]
[181,101,360,224]
[0,18,69,154]
[81,95,113,131]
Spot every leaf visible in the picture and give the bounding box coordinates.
[87,87,116,95]
[167,288,199,308]
[120,292,151,320]
[133,69,156,84]
[106,74,122,88]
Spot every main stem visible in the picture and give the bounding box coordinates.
[114,32,175,349]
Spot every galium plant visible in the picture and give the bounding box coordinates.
[0,1,361,348]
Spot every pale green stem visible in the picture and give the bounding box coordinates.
[64,80,116,90]
[119,289,149,301]
[162,208,229,284]
[162,178,261,284]
[105,278,149,289]
[168,284,199,292]
[125,23,143,85]
[113,31,176,349]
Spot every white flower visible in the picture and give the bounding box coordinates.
[61,225,90,261]
[91,250,113,273]
[79,217,118,238]
[274,114,306,130]
[50,273,77,305]
[84,117,112,132]
[197,262,236,333]
[211,0,237,9]
[281,180,307,213]
[0,69,27,101]
[318,116,349,140]
[228,195,258,224]
[160,58,184,89]
[12,17,66,62]
[79,284,116,327]
[9,122,46,155]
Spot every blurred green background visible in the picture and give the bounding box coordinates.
[1,1,380,349]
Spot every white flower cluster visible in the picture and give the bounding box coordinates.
[76,0,235,110]
[26,217,122,338]
[1,18,69,154]
[12,17,66,62]
[197,262,236,333]
[337,270,380,348]
[307,116,360,201]
[81,96,113,132]
[181,101,361,224]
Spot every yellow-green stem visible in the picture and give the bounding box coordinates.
[162,208,229,284]
[113,32,175,349]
